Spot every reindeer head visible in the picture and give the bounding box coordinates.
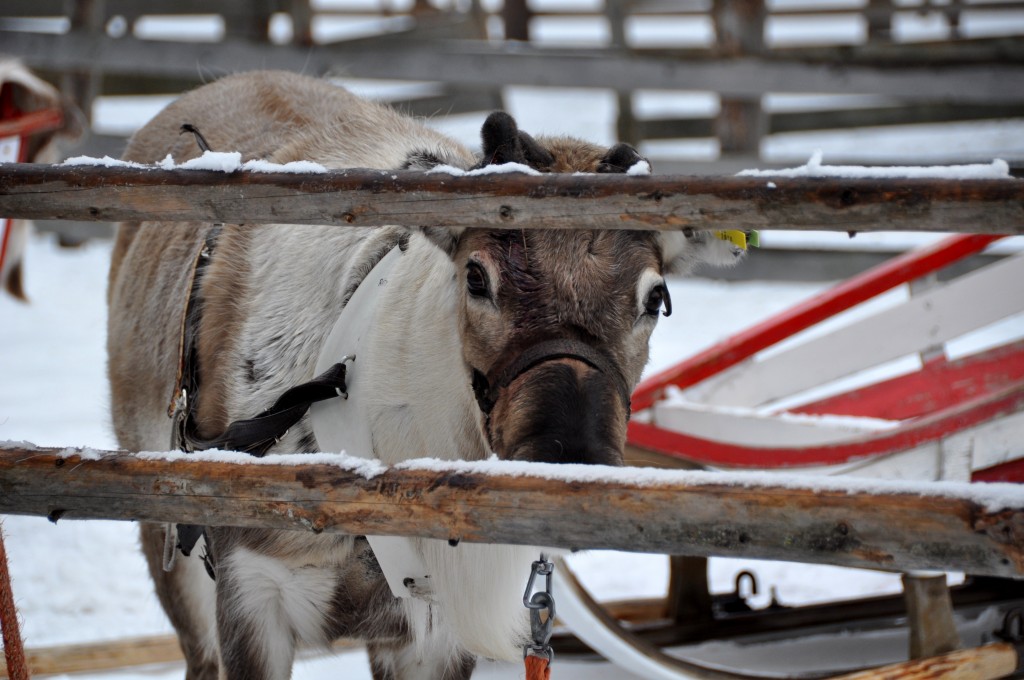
[408,112,743,466]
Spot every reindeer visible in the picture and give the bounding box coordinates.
[107,70,743,680]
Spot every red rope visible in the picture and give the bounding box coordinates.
[0,523,29,680]
[525,654,551,680]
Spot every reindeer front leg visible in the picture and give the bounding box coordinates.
[215,546,300,680]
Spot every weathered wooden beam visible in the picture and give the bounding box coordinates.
[0,633,361,678]
[2,31,1023,103]
[830,642,1021,680]
[1,163,1021,233]
[2,445,1024,578]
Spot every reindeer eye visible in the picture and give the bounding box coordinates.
[466,262,490,298]
[645,284,672,317]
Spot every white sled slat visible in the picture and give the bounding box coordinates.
[694,251,1024,409]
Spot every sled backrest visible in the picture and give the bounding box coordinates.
[690,248,1024,411]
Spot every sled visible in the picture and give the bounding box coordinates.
[629,233,1024,481]
[0,67,65,281]
[555,233,1024,678]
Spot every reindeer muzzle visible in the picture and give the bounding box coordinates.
[471,338,632,420]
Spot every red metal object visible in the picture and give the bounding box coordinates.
[627,380,1024,468]
[0,81,64,277]
[630,234,1006,413]
[0,107,64,140]
[973,458,1024,483]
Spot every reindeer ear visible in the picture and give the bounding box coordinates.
[480,112,519,165]
[659,228,746,276]
[597,143,648,173]
[478,112,554,170]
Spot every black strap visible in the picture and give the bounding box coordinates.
[181,362,348,456]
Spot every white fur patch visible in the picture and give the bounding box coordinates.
[223,548,338,674]
[415,539,538,661]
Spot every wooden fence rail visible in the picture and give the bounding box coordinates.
[2,444,1023,578]
[3,32,1024,103]
[1,163,1022,233]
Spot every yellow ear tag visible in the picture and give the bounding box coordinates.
[715,229,748,250]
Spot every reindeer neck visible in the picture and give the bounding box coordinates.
[346,235,489,466]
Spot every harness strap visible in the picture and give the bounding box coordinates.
[178,362,349,456]
[168,225,222,418]
[165,124,354,579]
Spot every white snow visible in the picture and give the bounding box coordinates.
[738,150,1014,179]
[60,155,149,169]
[427,159,649,177]
[62,151,328,174]
[133,449,387,479]
[168,150,242,172]
[467,162,541,176]
[425,163,469,176]
[242,159,329,174]
[426,162,543,177]
[391,455,1024,511]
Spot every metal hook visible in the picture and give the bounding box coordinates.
[522,554,555,662]
[735,570,758,598]
[523,555,554,609]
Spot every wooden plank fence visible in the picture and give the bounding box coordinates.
[2,445,1023,579]
[3,31,1022,105]
[1,164,1022,233]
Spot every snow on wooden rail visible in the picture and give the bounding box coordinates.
[2,444,1024,578]
[0,162,1022,233]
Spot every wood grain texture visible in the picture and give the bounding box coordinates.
[0,164,1021,233]
[1,445,1023,578]
[0,634,363,677]
[830,642,1020,680]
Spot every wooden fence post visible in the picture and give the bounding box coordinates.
[0,524,28,680]
[713,0,767,162]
